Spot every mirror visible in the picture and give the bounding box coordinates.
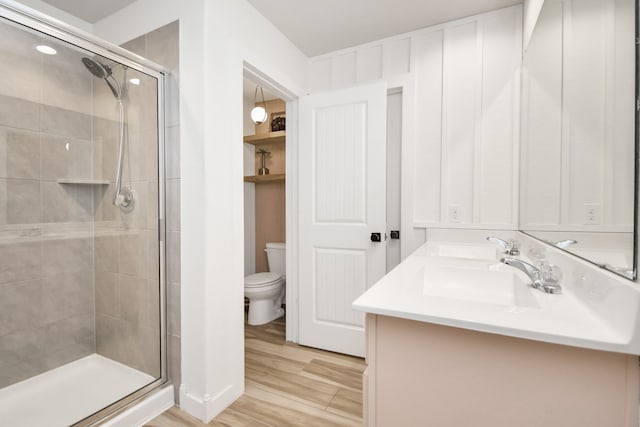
[520,0,637,279]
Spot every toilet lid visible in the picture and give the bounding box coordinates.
[245,272,282,287]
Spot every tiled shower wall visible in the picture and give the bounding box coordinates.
[0,21,96,387]
[119,21,181,401]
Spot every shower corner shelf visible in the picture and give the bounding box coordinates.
[244,174,285,183]
[243,130,286,146]
[57,179,110,185]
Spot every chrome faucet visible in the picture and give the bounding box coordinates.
[555,239,577,249]
[501,258,562,294]
[487,237,520,256]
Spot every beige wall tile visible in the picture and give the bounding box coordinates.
[0,127,41,179]
[165,125,180,180]
[93,183,119,222]
[146,279,160,330]
[119,231,145,276]
[0,95,40,132]
[146,21,179,71]
[96,314,123,361]
[119,274,149,324]
[120,320,160,377]
[42,314,94,356]
[42,47,92,114]
[95,234,119,273]
[166,178,181,231]
[168,283,180,336]
[120,35,146,57]
[42,237,93,276]
[96,271,120,317]
[40,105,91,140]
[42,182,94,223]
[167,231,181,284]
[0,23,42,103]
[0,328,43,370]
[6,179,41,224]
[0,279,43,336]
[42,270,94,324]
[0,241,42,284]
[41,135,94,181]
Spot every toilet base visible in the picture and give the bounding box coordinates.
[248,300,284,326]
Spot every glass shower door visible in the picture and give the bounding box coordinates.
[0,8,166,426]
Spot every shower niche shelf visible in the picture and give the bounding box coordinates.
[244,174,285,183]
[243,131,285,146]
[57,179,110,185]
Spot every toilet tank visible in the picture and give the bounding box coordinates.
[265,242,286,275]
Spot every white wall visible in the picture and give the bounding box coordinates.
[309,5,523,259]
[95,0,307,422]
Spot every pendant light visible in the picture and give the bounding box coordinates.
[251,85,268,125]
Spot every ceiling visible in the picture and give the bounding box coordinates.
[41,0,138,23]
[41,0,523,56]
[247,0,523,56]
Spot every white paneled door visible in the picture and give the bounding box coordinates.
[299,82,387,357]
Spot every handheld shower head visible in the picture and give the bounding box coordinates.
[81,57,122,99]
[81,57,111,78]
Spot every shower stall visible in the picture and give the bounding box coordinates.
[0,2,168,426]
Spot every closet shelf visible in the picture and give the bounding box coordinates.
[57,179,110,185]
[243,131,285,146]
[244,174,285,183]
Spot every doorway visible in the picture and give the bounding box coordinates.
[241,63,299,345]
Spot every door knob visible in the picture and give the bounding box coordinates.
[370,232,381,242]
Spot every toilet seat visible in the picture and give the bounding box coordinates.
[244,272,283,288]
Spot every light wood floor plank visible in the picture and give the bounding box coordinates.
[146,316,365,426]
[302,358,363,391]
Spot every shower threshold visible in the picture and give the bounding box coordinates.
[0,354,154,427]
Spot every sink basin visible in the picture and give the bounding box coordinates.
[422,264,537,308]
[424,242,498,261]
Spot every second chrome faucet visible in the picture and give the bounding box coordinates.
[501,258,562,294]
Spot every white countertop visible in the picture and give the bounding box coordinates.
[353,241,640,354]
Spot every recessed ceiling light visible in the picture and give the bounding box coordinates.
[129,78,141,85]
[36,45,57,55]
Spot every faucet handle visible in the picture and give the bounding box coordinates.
[507,239,520,256]
[539,262,562,284]
[487,237,520,256]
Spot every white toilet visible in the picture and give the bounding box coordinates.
[244,242,286,325]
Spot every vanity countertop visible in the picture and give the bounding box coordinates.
[353,240,640,354]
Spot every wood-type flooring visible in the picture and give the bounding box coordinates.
[146,316,365,426]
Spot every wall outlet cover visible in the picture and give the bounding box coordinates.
[584,203,601,225]
[448,204,461,223]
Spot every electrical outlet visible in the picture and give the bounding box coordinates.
[584,203,601,225]
[448,204,461,223]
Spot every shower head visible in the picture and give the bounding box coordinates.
[81,57,111,78]
[81,57,122,99]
